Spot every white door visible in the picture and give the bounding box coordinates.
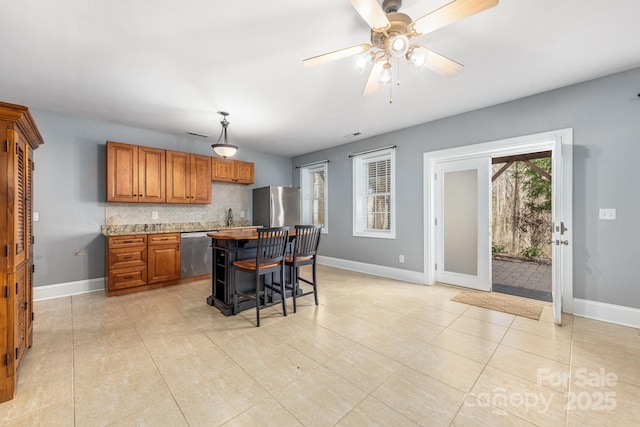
[435,157,491,291]
[550,134,572,325]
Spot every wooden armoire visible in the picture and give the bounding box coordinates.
[0,102,43,402]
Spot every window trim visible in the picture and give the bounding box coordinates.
[352,147,396,239]
[300,162,329,234]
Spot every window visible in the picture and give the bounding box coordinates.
[300,162,328,233]
[353,148,395,239]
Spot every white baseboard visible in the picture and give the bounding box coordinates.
[317,255,424,284]
[573,298,640,329]
[34,278,105,301]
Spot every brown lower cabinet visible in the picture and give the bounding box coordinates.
[148,234,180,284]
[106,233,181,296]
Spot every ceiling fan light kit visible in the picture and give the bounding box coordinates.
[303,0,499,98]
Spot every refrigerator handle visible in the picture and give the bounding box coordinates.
[270,192,274,227]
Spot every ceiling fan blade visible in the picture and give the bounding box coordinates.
[410,0,498,36]
[303,44,372,67]
[363,60,385,95]
[418,46,464,77]
[351,0,390,31]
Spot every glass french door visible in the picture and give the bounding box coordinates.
[435,157,491,291]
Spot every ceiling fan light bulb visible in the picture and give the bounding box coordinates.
[389,35,409,58]
[380,63,392,84]
[407,47,427,70]
[355,51,373,73]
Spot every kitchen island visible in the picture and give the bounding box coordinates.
[206,228,294,315]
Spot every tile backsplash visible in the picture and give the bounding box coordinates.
[106,183,250,225]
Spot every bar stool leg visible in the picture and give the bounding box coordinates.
[312,261,318,306]
[255,273,261,327]
[291,265,298,313]
[280,263,288,316]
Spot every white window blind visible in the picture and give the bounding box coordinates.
[301,162,328,233]
[353,148,395,238]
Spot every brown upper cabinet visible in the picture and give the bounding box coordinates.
[212,158,255,184]
[107,141,165,203]
[166,151,212,204]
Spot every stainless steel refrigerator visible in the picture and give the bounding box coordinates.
[253,186,301,229]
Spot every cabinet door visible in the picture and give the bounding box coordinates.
[107,141,139,202]
[138,146,165,203]
[234,161,255,184]
[148,244,181,283]
[11,137,29,267]
[212,158,235,182]
[191,154,212,204]
[166,150,191,203]
[14,263,27,370]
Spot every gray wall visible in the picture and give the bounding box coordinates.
[293,67,640,310]
[30,110,293,287]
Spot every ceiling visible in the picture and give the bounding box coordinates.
[1,0,640,157]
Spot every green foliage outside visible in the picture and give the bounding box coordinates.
[521,246,546,259]
[504,158,552,259]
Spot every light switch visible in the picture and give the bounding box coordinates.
[33,212,39,222]
[599,208,616,220]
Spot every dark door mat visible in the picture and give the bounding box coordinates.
[493,283,552,302]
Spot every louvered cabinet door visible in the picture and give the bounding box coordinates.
[12,137,28,267]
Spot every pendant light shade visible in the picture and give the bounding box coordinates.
[211,111,238,158]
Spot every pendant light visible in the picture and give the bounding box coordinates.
[211,111,238,158]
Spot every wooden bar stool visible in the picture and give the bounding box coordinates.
[285,225,322,313]
[233,226,289,327]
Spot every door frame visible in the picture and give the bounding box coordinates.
[423,128,573,315]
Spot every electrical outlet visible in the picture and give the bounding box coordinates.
[399,255,405,263]
[599,208,616,220]
[240,211,245,218]
[152,211,158,219]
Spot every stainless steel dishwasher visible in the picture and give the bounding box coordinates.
[180,232,213,278]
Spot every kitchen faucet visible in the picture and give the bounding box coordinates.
[227,208,234,227]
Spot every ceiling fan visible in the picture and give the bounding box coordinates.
[303,0,498,97]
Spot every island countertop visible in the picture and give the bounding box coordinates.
[207,227,293,241]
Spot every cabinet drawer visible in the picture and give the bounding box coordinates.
[108,266,147,291]
[108,246,147,270]
[148,233,180,245]
[109,235,147,248]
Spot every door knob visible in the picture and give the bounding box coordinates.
[561,240,569,245]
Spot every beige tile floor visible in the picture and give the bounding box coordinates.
[1,265,639,426]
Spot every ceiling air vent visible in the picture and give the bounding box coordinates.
[186,131,209,138]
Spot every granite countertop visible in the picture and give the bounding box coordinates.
[101,221,254,236]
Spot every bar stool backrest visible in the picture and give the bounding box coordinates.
[293,225,322,260]
[256,227,290,266]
